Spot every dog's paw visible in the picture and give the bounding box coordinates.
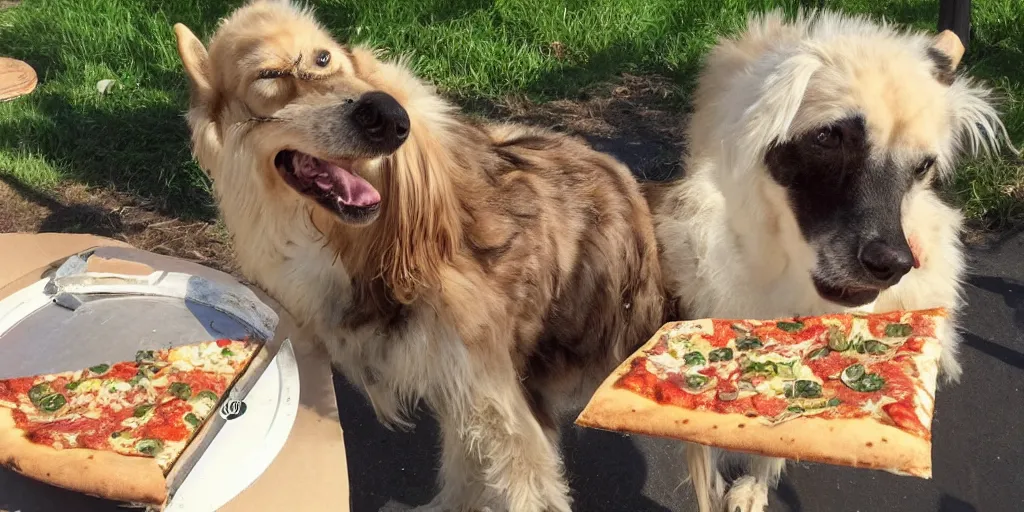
[723,476,769,512]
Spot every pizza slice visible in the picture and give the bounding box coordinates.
[576,308,947,478]
[0,339,260,506]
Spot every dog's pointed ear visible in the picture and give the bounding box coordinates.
[173,23,213,104]
[931,30,965,70]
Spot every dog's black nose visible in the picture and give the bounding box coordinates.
[351,91,410,152]
[859,240,914,284]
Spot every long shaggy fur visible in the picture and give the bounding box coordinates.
[649,9,1013,512]
[173,1,666,511]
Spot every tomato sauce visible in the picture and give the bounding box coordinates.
[751,395,787,417]
[168,370,230,396]
[14,406,135,450]
[0,377,36,401]
[806,351,859,379]
[898,337,925,354]
[139,399,191,442]
[106,362,139,381]
[883,402,929,440]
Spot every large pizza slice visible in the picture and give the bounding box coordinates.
[576,308,946,477]
[0,339,259,505]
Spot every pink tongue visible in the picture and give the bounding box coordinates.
[292,152,380,207]
[326,163,381,207]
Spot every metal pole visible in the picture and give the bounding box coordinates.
[938,0,971,52]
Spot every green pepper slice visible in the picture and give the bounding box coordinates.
[38,393,66,412]
[735,335,763,351]
[708,348,733,362]
[196,390,219,402]
[685,374,709,390]
[776,321,805,333]
[827,326,850,351]
[89,364,110,375]
[169,382,192,401]
[852,373,885,392]
[28,383,52,405]
[134,404,154,418]
[807,347,830,360]
[862,340,888,355]
[135,438,163,456]
[841,363,866,386]
[683,351,706,366]
[135,350,156,364]
[885,323,913,337]
[792,380,822,399]
[184,412,201,428]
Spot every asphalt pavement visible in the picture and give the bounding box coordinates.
[338,228,1024,512]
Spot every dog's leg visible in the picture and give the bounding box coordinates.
[403,415,492,512]
[424,359,572,512]
[686,443,726,512]
[723,455,785,512]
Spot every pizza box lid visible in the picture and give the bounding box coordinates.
[0,245,300,510]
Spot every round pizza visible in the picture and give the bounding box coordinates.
[576,308,946,478]
[0,338,259,505]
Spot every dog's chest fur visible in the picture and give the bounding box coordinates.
[212,162,461,426]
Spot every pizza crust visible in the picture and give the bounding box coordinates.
[576,334,935,479]
[0,407,167,505]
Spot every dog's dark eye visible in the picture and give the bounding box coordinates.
[915,157,937,179]
[813,126,842,149]
[315,50,331,67]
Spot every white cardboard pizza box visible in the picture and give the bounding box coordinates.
[0,233,350,512]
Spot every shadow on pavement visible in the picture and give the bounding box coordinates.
[334,373,666,511]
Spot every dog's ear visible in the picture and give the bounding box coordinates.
[173,23,214,106]
[931,30,965,70]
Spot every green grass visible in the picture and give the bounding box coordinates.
[0,0,1021,226]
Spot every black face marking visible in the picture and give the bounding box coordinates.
[316,50,331,67]
[914,156,937,180]
[926,47,956,86]
[765,115,917,306]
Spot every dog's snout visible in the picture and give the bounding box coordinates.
[858,240,914,285]
[351,91,410,152]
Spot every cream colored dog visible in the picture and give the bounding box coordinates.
[647,9,1014,512]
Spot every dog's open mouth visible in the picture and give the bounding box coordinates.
[812,277,880,308]
[274,150,381,219]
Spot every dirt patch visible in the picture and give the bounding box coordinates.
[1,73,686,273]
[0,179,237,274]
[465,74,687,181]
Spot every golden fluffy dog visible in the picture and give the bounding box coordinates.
[648,9,1014,512]
[173,1,665,510]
